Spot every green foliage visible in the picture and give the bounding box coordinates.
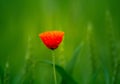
[0,66,4,84]
[66,43,83,74]
[0,0,120,84]
[40,60,77,84]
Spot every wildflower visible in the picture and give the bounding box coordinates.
[39,31,64,50]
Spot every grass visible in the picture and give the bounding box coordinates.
[0,0,120,84]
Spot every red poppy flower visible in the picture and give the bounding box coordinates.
[39,31,64,50]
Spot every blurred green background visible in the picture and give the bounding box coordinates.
[0,0,120,84]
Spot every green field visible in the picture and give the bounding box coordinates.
[0,0,120,84]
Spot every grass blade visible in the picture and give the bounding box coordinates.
[40,60,77,84]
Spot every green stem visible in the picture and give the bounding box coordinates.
[52,51,57,84]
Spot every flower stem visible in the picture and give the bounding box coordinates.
[52,51,57,84]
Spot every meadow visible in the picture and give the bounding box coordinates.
[0,0,120,84]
